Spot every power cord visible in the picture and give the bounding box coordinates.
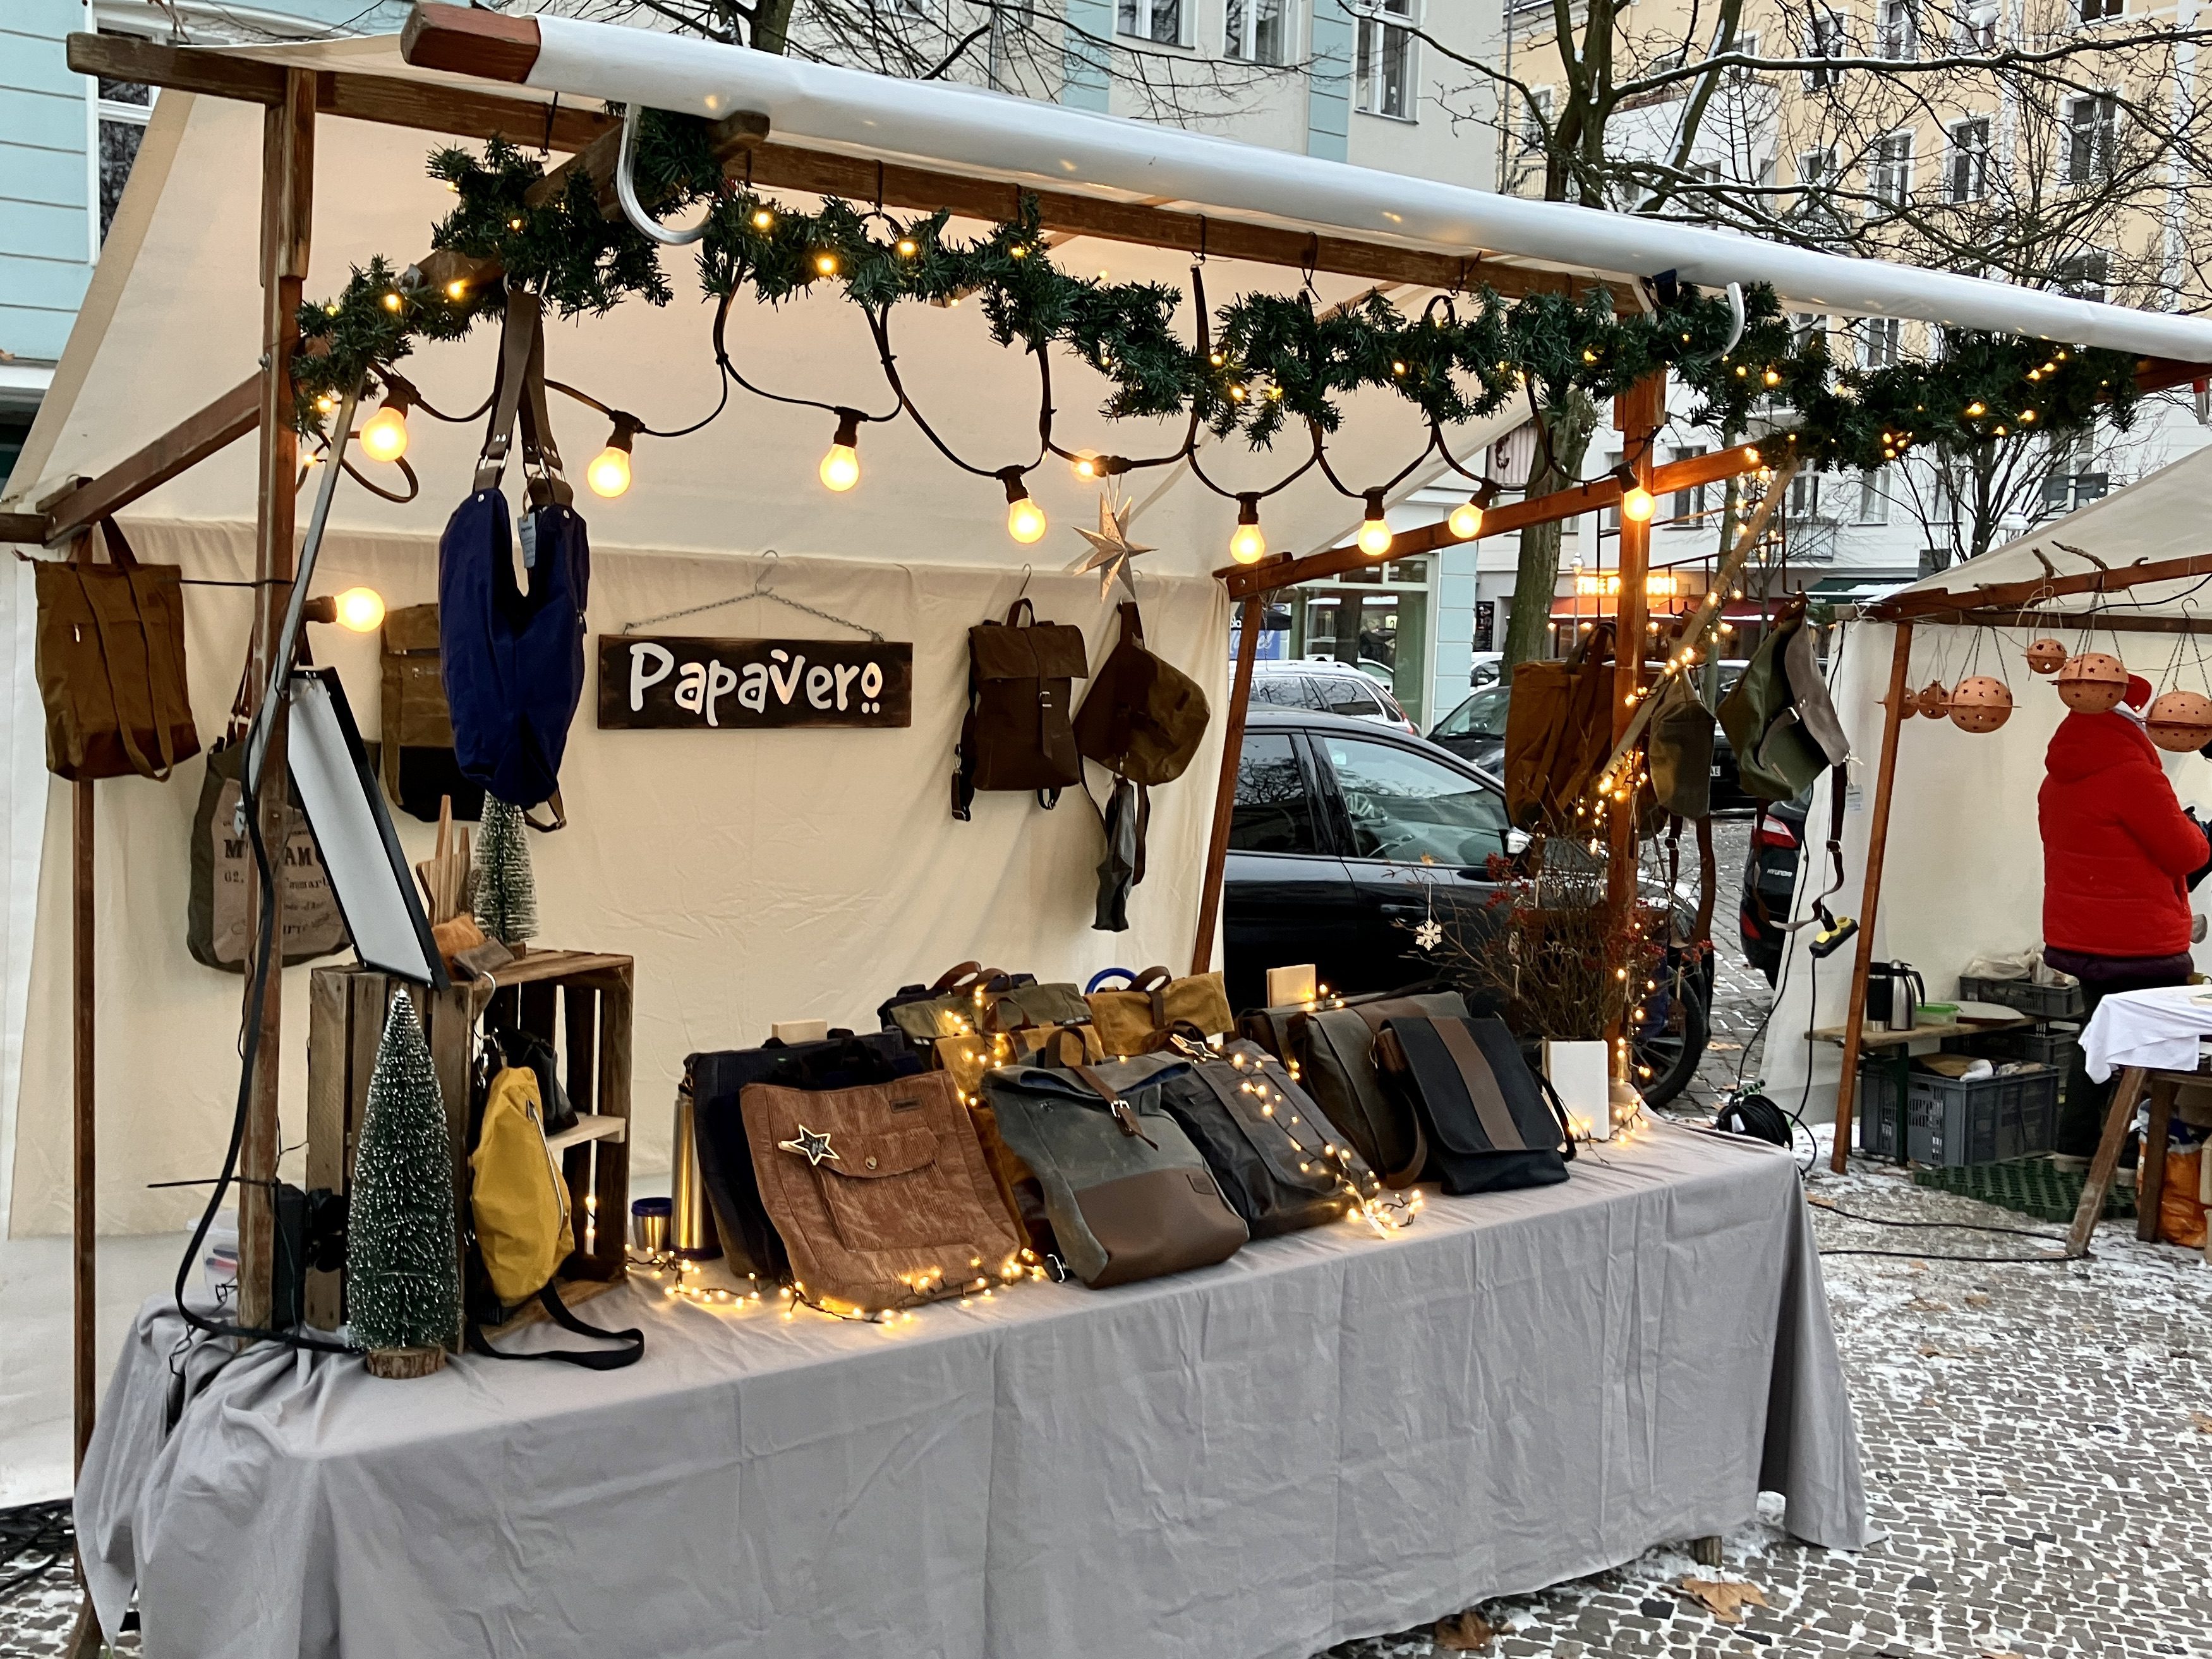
[1804,1195,2070,1264]
[0,1502,68,1608]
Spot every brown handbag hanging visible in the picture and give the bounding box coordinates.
[33,519,200,782]
[953,597,1088,818]
[1072,601,1210,787]
[1501,621,1614,831]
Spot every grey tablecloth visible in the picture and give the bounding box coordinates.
[77,1122,1868,1658]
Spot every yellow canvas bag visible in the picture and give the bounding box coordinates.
[469,1066,573,1307]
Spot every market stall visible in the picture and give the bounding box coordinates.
[12,6,2211,1651]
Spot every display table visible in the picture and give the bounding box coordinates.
[76,1123,1870,1659]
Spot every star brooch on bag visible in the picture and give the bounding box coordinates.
[778,1125,840,1167]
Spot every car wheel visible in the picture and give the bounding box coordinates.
[1632,967,1710,1110]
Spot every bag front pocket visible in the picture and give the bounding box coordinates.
[813,1125,957,1250]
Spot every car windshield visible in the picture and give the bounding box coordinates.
[1322,734,1510,867]
[1432,684,1510,739]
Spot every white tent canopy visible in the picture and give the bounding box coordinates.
[0,42,1525,1237]
[1766,440,2212,1117]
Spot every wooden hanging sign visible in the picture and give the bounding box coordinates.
[596,635,912,730]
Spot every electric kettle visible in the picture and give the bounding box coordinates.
[1865,962,1927,1032]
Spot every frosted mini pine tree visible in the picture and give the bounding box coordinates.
[346,991,460,1377]
[473,795,538,948]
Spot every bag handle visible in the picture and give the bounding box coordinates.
[92,519,143,573]
[474,293,540,493]
[466,1281,644,1370]
[1367,1027,1432,1188]
[1005,596,1036,628]
[931,960,985,992]
[1116,600,1145,647]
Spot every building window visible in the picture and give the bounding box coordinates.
[2056,251,2108,301]
[2043,444,2111,512]
[1794,148,1837,227]
[1804,11,1847,88]
[1877,0,1917,59]
[97,75,154,246]
[1859,317,1903,368]
[1117,0,1187,44]
[1668,445,1710,526]
[1868,131,1911,212]
[2080,0,2121,20]
[2065,92,2117,183]
[1224,0,1290,63]
[1787,469,1825,521]
[1726,30,1760,75]
[1857,471,1890,524]
[1518,87,1553,153]
[1947,117,1990,202]
[1959,3,1998,48]
[1355,0,1417,119]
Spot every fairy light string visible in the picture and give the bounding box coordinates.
[292,119,2142,531]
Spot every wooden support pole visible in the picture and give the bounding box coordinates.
[40,378,262,547]
[1829,620,1914,1174]
[238,69,314,1333]
[2067,1065,2147,1256]
[1192,595,1264,977]
[1605,375,1662,1085]
[72,780,94,1472]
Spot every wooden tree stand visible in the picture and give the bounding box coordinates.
[305,950,635,1342]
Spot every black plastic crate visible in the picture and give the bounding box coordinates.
[1957,975,2086,1019]
[1856,1059,2061,1167]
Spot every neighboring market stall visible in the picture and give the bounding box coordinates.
[9,8,2212,1651]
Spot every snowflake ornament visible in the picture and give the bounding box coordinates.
[1414,918,1444,952]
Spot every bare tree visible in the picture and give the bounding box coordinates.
[1419,0,2212,655]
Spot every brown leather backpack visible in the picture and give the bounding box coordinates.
[953,598,1088,817]
[1502,622,1614,830]
[743,1070,1025,1312]
[1072,601,1209,787]
[34,520,200,782]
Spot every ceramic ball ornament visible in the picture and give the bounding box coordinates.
[2054,652,2129,713]
[2025,638,2068,675]
[1947,676,2014,733]
[1918,679,1952,719]
[2146,689,2212,753]
[1894,684,1919,718]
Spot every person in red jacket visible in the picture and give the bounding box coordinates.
[2040,700,2212,1161]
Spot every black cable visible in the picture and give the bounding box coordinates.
[1807,1197,2064,1241]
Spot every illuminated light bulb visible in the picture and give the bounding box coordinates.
[1621,485,1655,522]
[445,279,467,301]
[1966,401,1986,416]
[1230,495,1267,565]
[819,409,862,493]
[360,397,410,463]
[381,292,403,313]
[814,251,839,277]
[1391,359,1408,376]
[1763,368,1780,387]
[509,216,524,231]
[1742,445,1760,464]
[897,237,919,257]
[1003,473,1047,544]
[587,416,639,499]
[751,207,775,230]
[1357,490,1393,558]
[332,587,385,633]
[1447,500,1483,540]
[1072,451,1100,480]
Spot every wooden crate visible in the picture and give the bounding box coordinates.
[303,949,634,1337]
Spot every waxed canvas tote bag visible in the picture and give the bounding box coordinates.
[35,519,200,783]
[1298,991,1471,1187]
[187,733,349,972]
[1072,601,1210,787]
[1373,1014,1574,1195]
[1085,967,1234,1055]
[1645,672,1715,821]
[1501,622,1613,830]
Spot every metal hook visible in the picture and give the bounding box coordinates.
[1721,282,1746,356]
[614,106,711,248]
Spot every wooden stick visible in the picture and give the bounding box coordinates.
[1890,605,2212,637]
[1871,548,2212,621]
[1220,445,1766,599]
[2067,1064,2146,1256]
[40,378,261,547]
[238,70,314,1334]
[1828,620,1914,1174]
[72,779,94,1475]
[1192,595,1264,977]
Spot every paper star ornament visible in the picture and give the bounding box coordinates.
[777,1124,841,1167]
[1070,492,1157,599]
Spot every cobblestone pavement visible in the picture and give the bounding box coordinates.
[9,821,2210,1657]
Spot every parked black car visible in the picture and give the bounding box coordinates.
[1221,709,1710,1106]
[1427,672,1751,812]
[1739,790,1810,986]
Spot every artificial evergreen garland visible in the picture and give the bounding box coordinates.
[292,114,2141,482]
[346,991,461,1363]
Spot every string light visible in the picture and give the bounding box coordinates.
[1003,472,1048,544]
[332,587,385,633]
[1230,495,1267,564]
[587,414,641,499]
[1447,480,1499,541]
[819,408,863,492]
[359,390,411,462]
[1357,490,1393,558]
[1612,463,1653,523]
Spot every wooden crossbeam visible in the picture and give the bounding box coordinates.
[39,377,262,546]
[1867,548,2212,620]
[1898,605,2212,635]
[0,512,48,543]
[1221,443,1766,598]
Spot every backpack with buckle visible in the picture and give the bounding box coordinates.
[953,598,1088,817]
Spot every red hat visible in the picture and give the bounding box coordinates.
[2125,675,2154,709]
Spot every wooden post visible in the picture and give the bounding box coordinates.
[72,780,95,1468]
[1191,594,1264,977]
[1828,620,1914,1173]
[2067,1065,2146,1256]
[1607,375,1662,1083]
[238,69,314,1331]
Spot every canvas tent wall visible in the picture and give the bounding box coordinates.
[1763,440,2212,1118]
[0,52,1526,1238]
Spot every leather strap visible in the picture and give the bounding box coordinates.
[1069,1061,1157,1147]
[1365,1027,1430,1188]
[1430,1018,1529,1152]
[932,960,985,991]
[466,1281,645,1370]
[474,294,539,493]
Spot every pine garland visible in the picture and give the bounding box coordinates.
[346,992,461,1356]
[473,796,538,948]
[291,113,2141,480]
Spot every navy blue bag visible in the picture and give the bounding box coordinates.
[439,293,589,818]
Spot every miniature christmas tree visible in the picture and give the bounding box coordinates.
[346,991,460,1376]
[472,795,538,948]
